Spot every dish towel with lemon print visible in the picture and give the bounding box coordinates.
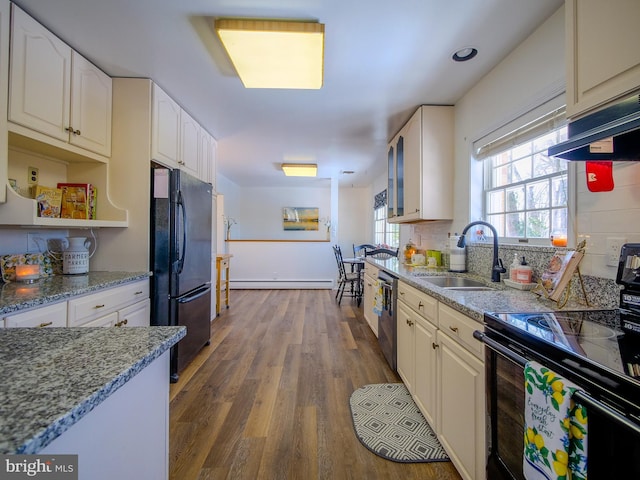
[372,279,383,316]
[523,361,588,480]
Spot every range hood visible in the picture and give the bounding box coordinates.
[548,92,640,161]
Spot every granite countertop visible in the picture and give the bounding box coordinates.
[368,258,597,323]
[0,326,185,454]
[0,271,151,316]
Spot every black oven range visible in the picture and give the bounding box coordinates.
[476,243,640,479]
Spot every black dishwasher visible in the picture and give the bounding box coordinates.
[377,270,398,371]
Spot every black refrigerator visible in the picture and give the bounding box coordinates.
[150,166,212,382]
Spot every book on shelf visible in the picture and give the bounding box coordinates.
[57,183,97,220]
[34,185,62,218]
[540,249,584,301]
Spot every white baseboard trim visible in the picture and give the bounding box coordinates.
[229,279,334,290]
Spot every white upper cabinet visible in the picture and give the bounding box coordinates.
[151,83,180,169]
[69,53,112,156]
[179,109,200,177]
[9,5,112,158]
[199,128,217,188]
[566,0,640,118]
[151,82,214,183]
[388,105,454,223]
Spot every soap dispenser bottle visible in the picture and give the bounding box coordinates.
[516,257,532,284]
[509,253,519,281]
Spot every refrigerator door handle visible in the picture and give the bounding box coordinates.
[177,284,211,303]
[175,189,187,274]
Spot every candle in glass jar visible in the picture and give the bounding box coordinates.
[15,264,40,281]
[552,235,567,247]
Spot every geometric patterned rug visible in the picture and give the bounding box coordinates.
[349,383,449,463]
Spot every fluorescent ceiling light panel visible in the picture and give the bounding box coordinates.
[282,163,317,177]
[215,18,324,89]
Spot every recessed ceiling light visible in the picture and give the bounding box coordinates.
[452,47,478,62]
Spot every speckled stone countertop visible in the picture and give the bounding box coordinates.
[0,326,185,454]
[368,258,602,323]
[0,271,151,316]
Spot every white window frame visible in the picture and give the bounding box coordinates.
[373,191,399,248]
[483,125,569,244]
[472,96,576,246]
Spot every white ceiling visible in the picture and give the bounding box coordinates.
[13,0,563,188]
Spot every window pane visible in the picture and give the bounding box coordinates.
[511,157,532,182]
[505,212,525,237]
[552,175,568,207]
[493,164,510,187]
[505,186,525,212]
[551,208,567,235]
[527,180,549,209]
[487,190,504,214]
[493,150,511,166]
[532,152,560,176]
[512,142,532,160]
[487,214,505,236]
[526,210,549,238]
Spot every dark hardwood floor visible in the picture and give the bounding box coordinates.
[169,289,463,480]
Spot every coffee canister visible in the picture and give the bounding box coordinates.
[448,234,467,272]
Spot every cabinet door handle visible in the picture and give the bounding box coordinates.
[432,342,439,349]
[64,126,72,133]
[399,291,404,296]
[418,301,424,309]
[115,319,129,327]
[94,304,106,309]
[37,321,53,328]
[449,325,459,333]
[134,291,144,295]
[73,129,81,135]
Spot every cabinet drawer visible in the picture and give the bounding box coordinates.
[68,280,149,327]
[364,262,379,278]
[397,281,437,325]
[438,303,484,359]
[4,302,67,328]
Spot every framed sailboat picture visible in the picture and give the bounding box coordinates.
[283,207,319,231]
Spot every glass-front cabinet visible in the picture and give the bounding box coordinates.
[387,105,454,223]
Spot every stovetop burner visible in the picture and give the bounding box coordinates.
[485,309,640,383]
[524,313,617,339]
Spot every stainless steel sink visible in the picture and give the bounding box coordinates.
[422,276,494,291]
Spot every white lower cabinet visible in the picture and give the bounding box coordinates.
[396,280,485,480]
[437,331,485,480]
[4,301,67,328]
[116,298,150,327]
[68,279,149,327]
[81,311,117,328]
[362,262,380,335]
[396,302,416,392]
[2,279,149,329]
[413,314,438,429]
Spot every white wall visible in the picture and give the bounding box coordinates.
[215,174,371,288]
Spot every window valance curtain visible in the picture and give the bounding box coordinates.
[374,189,387,209]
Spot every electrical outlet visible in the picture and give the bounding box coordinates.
[27,166,39,185]
[606,237,626,267]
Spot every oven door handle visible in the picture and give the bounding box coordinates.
[473,330,640,437]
